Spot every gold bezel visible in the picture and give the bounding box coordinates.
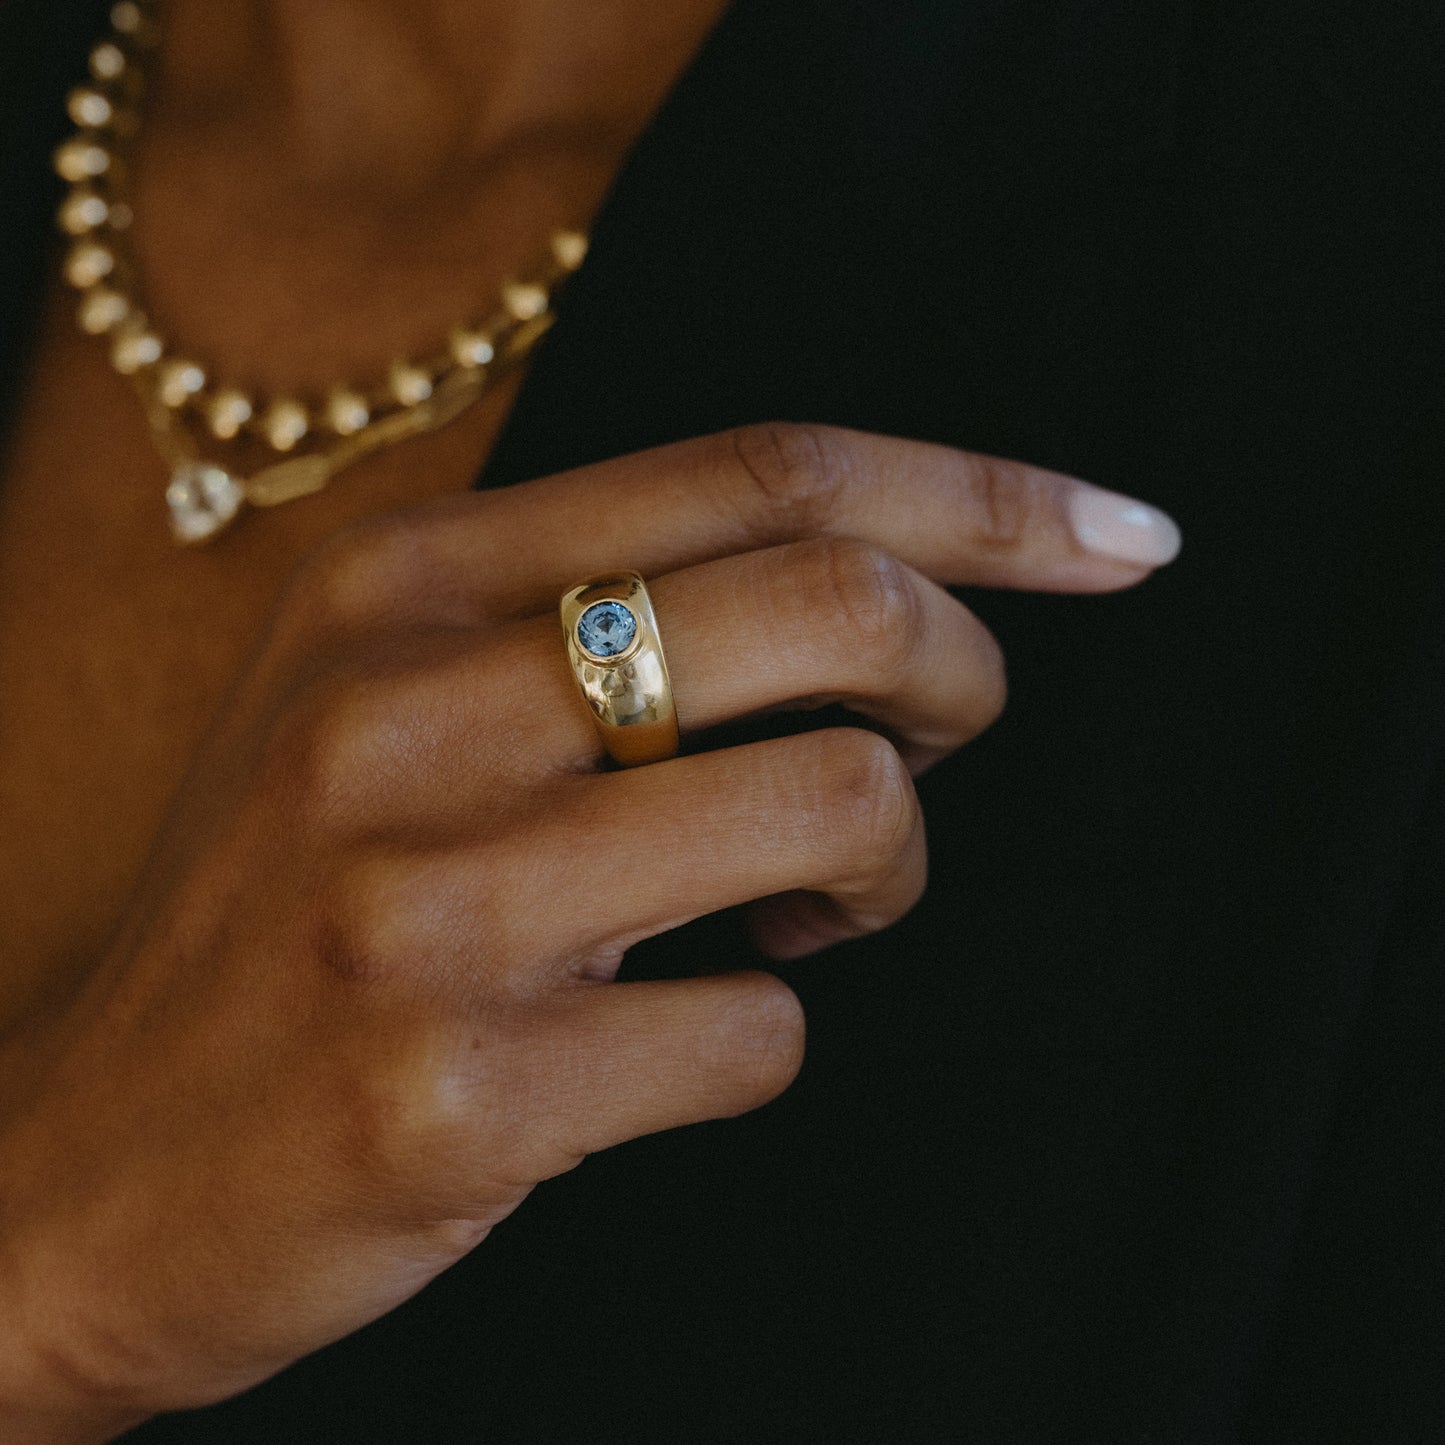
[558,570,679,767]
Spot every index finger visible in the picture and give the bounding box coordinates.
[318,423,1181,622]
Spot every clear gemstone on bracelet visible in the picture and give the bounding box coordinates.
[577,601,638,659]
[166,462,243,543]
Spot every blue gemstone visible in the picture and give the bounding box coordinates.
[577,600,638,658]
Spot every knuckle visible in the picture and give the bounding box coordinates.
[814,728,917,864]
[318,966,547,1203]
[254,684,336,828]
[259,670,395,834]
[312,851,517,1002]
[330,1036,473,1197]
[313,945,509,1189]
[728,422,851,540]
[311,857,412,989]
[279,517,427,639]
[966,454,1047,552]
[804,535,923,673]
[426,1012,586,1188]
[334,1060,425,1184]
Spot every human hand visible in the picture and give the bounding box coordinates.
[0,425,1179,1439]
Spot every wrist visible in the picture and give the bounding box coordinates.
[0,1399,149,1445]
[0,1290,152,1444]
[0,1173,150,1443]
[0,1338,150,1445]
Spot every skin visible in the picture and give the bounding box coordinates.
[0,3,1179,1439]
[0,0,731,1010]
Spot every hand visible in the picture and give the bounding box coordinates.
[0,424,1179,1438]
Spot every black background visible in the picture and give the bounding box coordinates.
[3,1,1443,1439]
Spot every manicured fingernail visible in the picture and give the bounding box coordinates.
[1067,485,1182,566]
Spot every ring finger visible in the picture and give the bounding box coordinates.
[324,536,1005,835]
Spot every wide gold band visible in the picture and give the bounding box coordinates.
[559,571,680,767]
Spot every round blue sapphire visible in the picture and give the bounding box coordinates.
[577,600,638,659]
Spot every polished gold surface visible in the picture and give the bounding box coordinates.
[560,572,680,768]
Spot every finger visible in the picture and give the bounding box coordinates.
[305,423,1182,631]
[537,728,928,968]
[379,729,925,978]
[299,537,1002,839]
[514,971,805,1163]
[653,537,1005,774]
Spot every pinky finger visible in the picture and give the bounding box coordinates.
[522,971,806,1161]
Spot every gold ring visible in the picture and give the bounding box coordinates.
[559,571,680,767]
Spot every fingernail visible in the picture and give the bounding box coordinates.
[1067,485,1182,567]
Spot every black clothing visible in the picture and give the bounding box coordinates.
[3,2,1442,1440]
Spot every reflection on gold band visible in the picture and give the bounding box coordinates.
[559,571,680,768]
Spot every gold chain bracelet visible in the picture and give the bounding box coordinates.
[54,0,588,543]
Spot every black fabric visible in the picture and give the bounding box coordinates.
[3,1,1443,1440]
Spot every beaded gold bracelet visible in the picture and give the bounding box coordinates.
[54,0,588,543]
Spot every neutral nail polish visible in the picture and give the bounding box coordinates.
[1067,486,1182,567]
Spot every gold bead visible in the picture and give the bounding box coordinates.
[77,285,129,333]
[388,361,433,407]
[449,326,496,368]
[111,323,162,374]
[501,280,549,322]
[53,137,111,183]
[551,231,588,270]
[62,238,115,288]
[110,2,144,35]
[58,187,110,235]
[89,42,126,82]
[156,359,206,408]
[205,389,254,440]
[323,389,370,435]
[260,399,309,451]
[67,88,115,129]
